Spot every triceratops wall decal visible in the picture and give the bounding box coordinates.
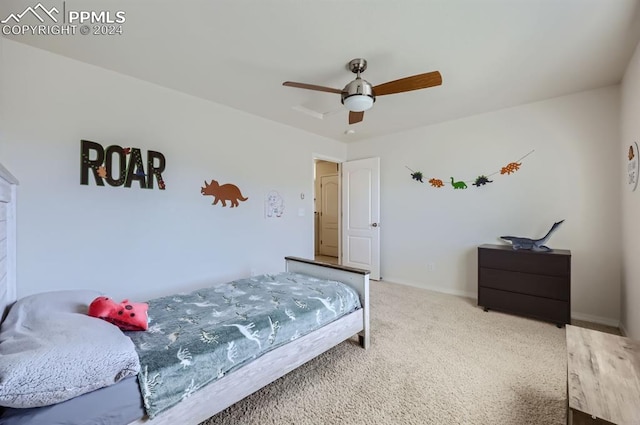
[201,179,248,208]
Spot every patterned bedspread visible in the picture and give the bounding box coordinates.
[126,272,362,419]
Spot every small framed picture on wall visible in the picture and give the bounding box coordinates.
[628,142,639,192]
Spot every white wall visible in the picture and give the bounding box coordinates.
[0,40,346,301]
[0,38,626,326]
[347,87,622,325]
[621,40,640,339]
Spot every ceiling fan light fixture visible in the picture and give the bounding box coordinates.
[341,78,375,112]
[343,94,374,112]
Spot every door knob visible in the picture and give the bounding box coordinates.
[371,223,379,227]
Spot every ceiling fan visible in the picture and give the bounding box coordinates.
[283,58,442,125]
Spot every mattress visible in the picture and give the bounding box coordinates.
[0,376,144,425]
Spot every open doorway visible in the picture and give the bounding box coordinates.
[312,156,381,278]
[314,159,340,265]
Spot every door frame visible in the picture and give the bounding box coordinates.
[318,173,339,257]
[312,154,343,263]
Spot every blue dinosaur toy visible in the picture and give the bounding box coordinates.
[500,220,565,252]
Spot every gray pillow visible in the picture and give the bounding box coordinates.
[0,290,141,408]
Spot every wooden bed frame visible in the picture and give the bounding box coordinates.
[127,256,370,425]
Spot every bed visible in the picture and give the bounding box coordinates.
[0,256,369,425]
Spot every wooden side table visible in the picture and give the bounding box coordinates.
[566,325,640,424]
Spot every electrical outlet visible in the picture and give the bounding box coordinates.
[427,263,435,272]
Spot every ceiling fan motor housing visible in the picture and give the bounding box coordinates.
[341,78,376,112]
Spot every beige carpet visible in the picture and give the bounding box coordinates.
[200,280,586,425]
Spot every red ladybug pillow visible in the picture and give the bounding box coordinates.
[88,297,148,331]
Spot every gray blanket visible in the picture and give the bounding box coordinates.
[127,272,361,419]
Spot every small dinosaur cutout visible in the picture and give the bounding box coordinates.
[500,162,521,175]
[473,175,493,187]
[429,178,444,188]
[450,177,467,189]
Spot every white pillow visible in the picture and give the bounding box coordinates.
[0,290,141,408]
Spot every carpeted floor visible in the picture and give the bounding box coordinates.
[200,280,611,425]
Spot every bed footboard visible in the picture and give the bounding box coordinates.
[284,256,370,349]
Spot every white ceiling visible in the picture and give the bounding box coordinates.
[2,0,640,142]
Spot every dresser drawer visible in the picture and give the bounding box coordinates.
[478,247,570,277]
[478,287,570,324]
[479,268,569,301]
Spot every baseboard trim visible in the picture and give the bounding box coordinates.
[619,321,629,337]
[571,311,619,328]
[380,276,476,299]
[381,277,621,328]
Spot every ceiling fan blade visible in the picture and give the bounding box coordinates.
[282,81,342,94]
[349,111,364,125]
[373,71,442,96]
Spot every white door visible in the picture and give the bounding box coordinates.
[319,174,339,257]
[342,157,380,280]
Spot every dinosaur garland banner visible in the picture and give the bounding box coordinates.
[407,150,534,190]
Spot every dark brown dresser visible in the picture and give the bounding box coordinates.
[477,244,571,327]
